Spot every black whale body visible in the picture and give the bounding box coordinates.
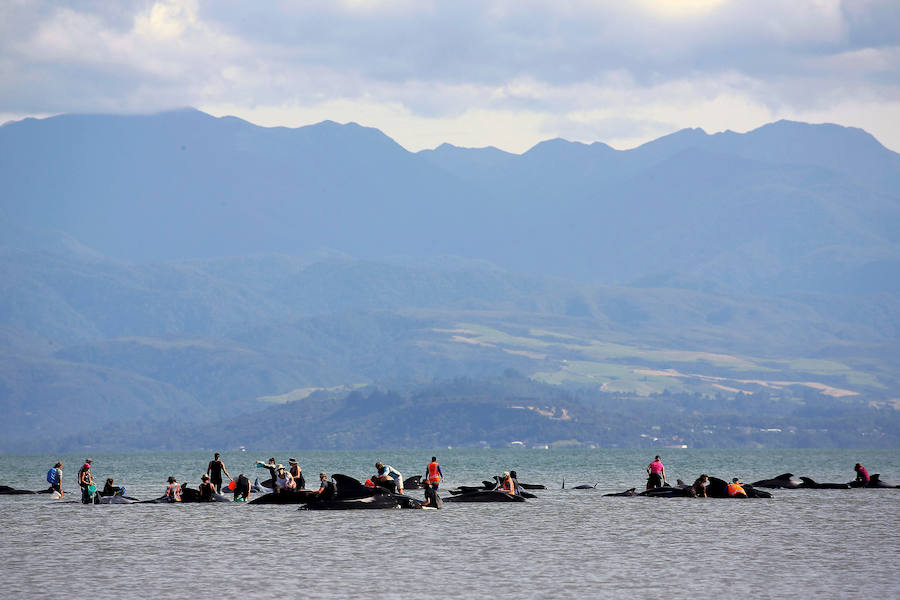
[604,478,771,498]
[798,477,851,489]
[0,485,37,495]
[750,473,803,489]
[300,474,424,510]
[603,488,638,497]
[706,477,772,498]
[142,485,231,503]
[249,489,318,504]
[443,490,526,503]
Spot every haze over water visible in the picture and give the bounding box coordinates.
[4,448,899,598]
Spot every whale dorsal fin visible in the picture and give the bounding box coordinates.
[774,473,794,480]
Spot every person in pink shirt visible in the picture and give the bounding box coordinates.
[646,455,668,489]
[854,463,870,486]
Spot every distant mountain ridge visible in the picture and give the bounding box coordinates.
[2,109,898,290]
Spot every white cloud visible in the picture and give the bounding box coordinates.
[1,0,899,152]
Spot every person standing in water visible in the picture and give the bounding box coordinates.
[77,459,95,504]
[207,453,231,494]
[47,461,63,497]
[646,455,668,489]
[425,457,443,490]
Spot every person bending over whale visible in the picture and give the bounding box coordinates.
[374,462,403,494]
[691,474,709,498]
[233,473,251,502]
[726,477,747,498]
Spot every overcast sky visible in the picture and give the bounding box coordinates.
[2,0,898,152]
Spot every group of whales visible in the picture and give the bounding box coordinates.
[747,472,899,489]
[0,472,547,508]
[592,471,900,498]
[3,470,896,507]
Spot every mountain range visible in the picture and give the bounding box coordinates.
[1,109,898,450]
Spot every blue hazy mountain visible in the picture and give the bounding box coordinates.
[2,109,898,291]
[2,109,899,450]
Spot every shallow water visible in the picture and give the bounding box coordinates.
[3,449,899,598]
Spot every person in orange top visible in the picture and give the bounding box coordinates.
[424,457,443,490]
[726,477,747,497]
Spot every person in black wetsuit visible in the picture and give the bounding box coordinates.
[207,453,231,493]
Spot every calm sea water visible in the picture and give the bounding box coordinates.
[3,449,899,599]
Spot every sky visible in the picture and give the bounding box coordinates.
[1,0,898,153]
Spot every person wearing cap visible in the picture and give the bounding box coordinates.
[288,458,305,490]
[274,464,296,493]
[313,472,335,499]
[165,476,182,502]
[498,472,515,494]
[207,452,231,494]
[77,459,95,504]
[199,474,217,501]
[374,462,403,494]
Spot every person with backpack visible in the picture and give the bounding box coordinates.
[46,461,63,497]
